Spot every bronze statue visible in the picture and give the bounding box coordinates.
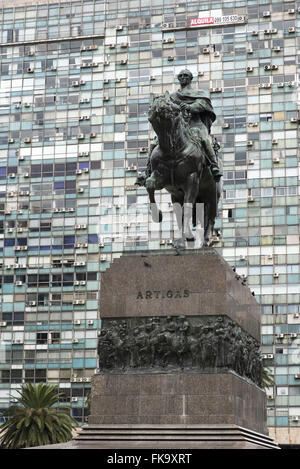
[136,69,222,247]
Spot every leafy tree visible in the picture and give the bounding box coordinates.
[0,382,77,449]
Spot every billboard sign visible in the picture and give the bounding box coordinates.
[190,15,246,28]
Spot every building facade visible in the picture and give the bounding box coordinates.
[0,0,300,445]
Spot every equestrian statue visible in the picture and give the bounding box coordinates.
[136,69,222,247]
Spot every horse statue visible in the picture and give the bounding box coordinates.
[136,90,222,247]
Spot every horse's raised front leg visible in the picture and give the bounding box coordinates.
[183,172,199,242]
[146,187,162,223]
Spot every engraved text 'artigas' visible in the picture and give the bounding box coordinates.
[136,290,190,299]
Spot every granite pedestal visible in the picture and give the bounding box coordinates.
[75,249,279,449]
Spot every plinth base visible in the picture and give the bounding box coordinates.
[74,424,279,449]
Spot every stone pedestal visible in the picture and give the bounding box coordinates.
[75,249,279,449]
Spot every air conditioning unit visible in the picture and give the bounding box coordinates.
[273,46,281,52]
[246,66,253,72]
[24,137,31,143]
[74,261,86,266]
[77,188,84,193]
[247,196,254,202]
[247,48,253,54]
[290,333,298,339]
[72,81,79,87]
[271,64,278,70]
[214,51,220,57]
[210,87,222,93]
[116,25,123,31]
[273,157,280,163]
[0,321,7,327]
[267,354,274,359]
[288,81,295,87]
[72,339,79,343]
[277,82,284,88]
[276,334,284,339]
[264,65,271,71]
[140,147,148,153]
[80,281,86,286]
[288,8,295,14]
[18,155,25,161]
[90,132,96,138]
[77,134,85,140]
[121,42,128,47]
[8,138,14,144]
[263,11,271,17]
[100,255,107,261]
[115,78,122,83]
[20,191,29,196]
[73,300,85,305]
[252,30,259,36]
[29,301,36,306]
[50,66,57,71]
[71,397,78,402]
[74,320,81,325]
[79,98,90,103]
[248,159,255,165]
[104,61,110,66]
[28,50,35,56]
[222,123,230,129]
[292,416,299,422]
[9,173,16,178]
[88,320,94,325]
[7,228,14,233]
[99,242,104,248]
[76,169,82,175]
[290,117,298,123]
[27,68,34,73]
[247,140,253,146]
[202,47,210,54]
[293,313,300,319]
[15,281,23,286]
[272,139,278,145]
[167,56,174,61]
[288,27,295,33]
[295,374,300,379]
[79,152,89,157]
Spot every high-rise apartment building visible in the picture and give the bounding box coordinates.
[0,0,300,446]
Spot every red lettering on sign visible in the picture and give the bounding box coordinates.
[190,17,215,26]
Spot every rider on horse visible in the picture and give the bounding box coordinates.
[145,69,222,183]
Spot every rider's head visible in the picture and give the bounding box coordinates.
[177,69,193,86]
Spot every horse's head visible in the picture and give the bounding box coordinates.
[148,91,180,124]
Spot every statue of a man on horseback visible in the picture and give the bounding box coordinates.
[136,68,222,247]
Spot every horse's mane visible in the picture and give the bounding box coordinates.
[150,94,202,151]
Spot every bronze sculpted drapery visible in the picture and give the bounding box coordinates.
[136,69,222,247]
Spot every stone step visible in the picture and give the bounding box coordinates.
[74,425,279,449]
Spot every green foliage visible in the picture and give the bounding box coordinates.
[0,383,77,449]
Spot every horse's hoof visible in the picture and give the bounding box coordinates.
[173,239,185,249]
